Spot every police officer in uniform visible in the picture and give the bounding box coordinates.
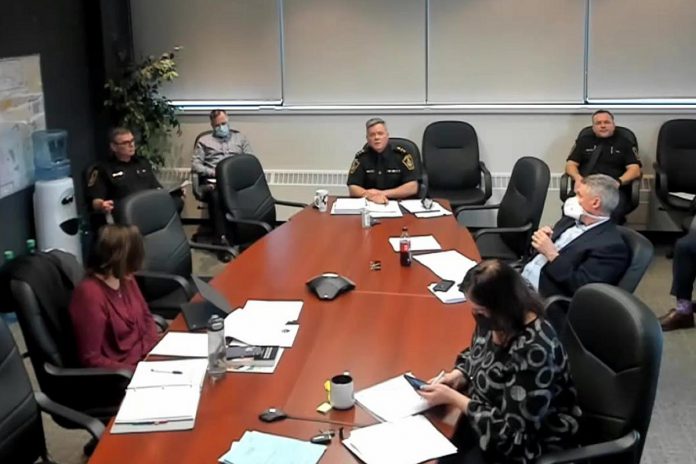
[347,118,419,204]
[87,127,183,216]
[565,110,642,223]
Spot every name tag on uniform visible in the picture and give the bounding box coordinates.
[112,171,124,178]
[386,169,401,173]
[365,169,375,174]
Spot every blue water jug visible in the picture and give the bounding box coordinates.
[33,130,71,181]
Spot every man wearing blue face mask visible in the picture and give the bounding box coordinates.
[191,110,254,251]
[521,174,630,297]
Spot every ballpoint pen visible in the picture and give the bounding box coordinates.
[150,368,183,375]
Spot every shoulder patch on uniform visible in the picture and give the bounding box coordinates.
[632,145,639,157]
[87,168,99,187]
[350,158,360,175]
[402,153,415,171]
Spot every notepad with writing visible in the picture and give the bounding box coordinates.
[111,359,207,434]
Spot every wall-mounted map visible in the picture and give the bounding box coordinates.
[0,54,46,200]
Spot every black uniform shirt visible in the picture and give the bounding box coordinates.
[87,155,162,203]
[566,133,641,180]
[346,142,418,190]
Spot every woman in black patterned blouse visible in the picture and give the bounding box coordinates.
[419,260,581,464]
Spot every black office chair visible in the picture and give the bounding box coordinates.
[421,121,492,208]
[456,157,550,262]
[538,284,662,464]
[7,251,132,425]
[389,137,427,197]
[654,119,696,231]
[216,154,307,251]
[615,226,654,293]
[560,126,641,221]
[114,189,236,318]
[0,316,104,464]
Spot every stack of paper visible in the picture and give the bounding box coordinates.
[343,415,457,464]
[399,199,453,218]
[331,198,368,215]
[226,341,285,375]
[366,200,403,218]
[413,250,477,283]
[355,374,432,422]
[388,235,442,252]
[219,430,326,464]
[330,198,403,217]
[149,332,208,358]
[224,300,303,348]
[112,359,207,434]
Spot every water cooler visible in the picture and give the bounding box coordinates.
[32,130,82,262]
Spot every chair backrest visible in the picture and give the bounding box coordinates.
[563,284,662,463]
[496,156,551,256]
[389,137,423,183]
[422,121,481,190]
[115,189,193,298]
[0,316,46,464]
[656,119,696,193]
[616,227,654,292]
[577,125,638,150]
[216,154,276,246]
[8,251,83,398]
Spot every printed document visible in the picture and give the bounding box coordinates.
[149,332,208,358]
[413,250,477,283]
[388,235,442,252]
[343,415,457,464]
[354,374,431,422]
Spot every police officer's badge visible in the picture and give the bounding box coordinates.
[350,159,360,175]
[88,169,99,187]
[402,153,415,171]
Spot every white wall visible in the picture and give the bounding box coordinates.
[170,111,693,230]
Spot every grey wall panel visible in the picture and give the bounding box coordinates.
[282,0,426,104]
[428,0,586,103]
[130,0,282,102]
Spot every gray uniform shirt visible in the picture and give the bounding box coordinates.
[191,130,254,178]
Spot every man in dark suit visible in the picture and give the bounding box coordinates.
[522,174,630,297]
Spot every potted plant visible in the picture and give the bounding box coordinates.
[104,47,182,168]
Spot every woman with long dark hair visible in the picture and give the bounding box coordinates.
[419,260,581,463]
[69,224,159,370]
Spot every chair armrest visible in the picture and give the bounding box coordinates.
[274,199,308,208]
[152,314,169,332]
[652,162,669,201]
[44,362,132,380]
[479,162,492,202]
[630,177,641,209]
[454,203,501,215]
[473,223,533,240]
[536,430,639,464]
[188,240,238,258]
[35,392,105,439]
[191,172,206,201]
[224,215,273,234]
[559,174,573,202]
[134,270,195,300]
[543,295,572,311]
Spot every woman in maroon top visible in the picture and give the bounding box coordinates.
[69,224,159,370]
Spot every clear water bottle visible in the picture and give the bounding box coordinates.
[32,130,71,181]
[207,315,226,378]
[361,206,372,229]
[400,226,411,267]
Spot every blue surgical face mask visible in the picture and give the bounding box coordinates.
[213,123,230,138]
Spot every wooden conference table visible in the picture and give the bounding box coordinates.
[89,198,480,463]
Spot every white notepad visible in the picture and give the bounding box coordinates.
[149,332,208,358]
[343,415,457,464]
[354,374,431,422]
[413,250,477,283]
[388,235,442,252]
